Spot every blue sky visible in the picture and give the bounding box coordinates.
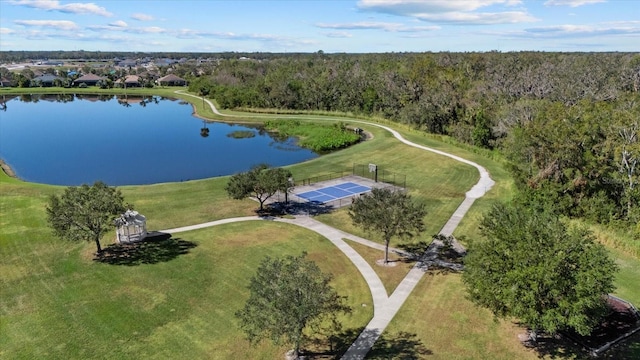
[0,0,638,53]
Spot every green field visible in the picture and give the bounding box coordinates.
[1,88,638,359]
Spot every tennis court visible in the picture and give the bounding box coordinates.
[296,182,371,204]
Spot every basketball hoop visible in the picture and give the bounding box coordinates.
[368,163,377,173]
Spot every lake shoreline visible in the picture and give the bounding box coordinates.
[0,159,17,179]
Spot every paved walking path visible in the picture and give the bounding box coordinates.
[170,91,495,359]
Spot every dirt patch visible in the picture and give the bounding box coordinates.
[0,159,17,178]
[376,259,400,267]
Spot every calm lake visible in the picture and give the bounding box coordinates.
[0,94,318,186]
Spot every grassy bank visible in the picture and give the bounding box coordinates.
[0,220,371,359]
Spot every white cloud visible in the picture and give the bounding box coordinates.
[173,28,315,48]
[316,21,439,32]
[357,0,537,25]
[109,20,128,28]
[131,13,154,21]
[544,0,606,7]
[138,26,165,34]
[0,27,16,34]
[511,23,640,38]
[325,31,353,38]
[87,24,166,34]
[358,0,523,13]
[416,11,537,24]
[14,19,79,31]
[9,0,112,16]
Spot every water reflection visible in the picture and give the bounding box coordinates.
[0,94,317,185]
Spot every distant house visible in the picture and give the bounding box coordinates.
[156,74,188,86]
[155,58,177,66]
[118,59,137,68]
[32,74,63,87]
[0,78,12,87]
[139,71,159,83]
[73,73,105,87]
[115,75,141,88]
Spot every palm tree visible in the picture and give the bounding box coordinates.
[199,86,210,109]
[200,120,210,137]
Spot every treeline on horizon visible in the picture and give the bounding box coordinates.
[0,50,326,62]
[2,50,639,243]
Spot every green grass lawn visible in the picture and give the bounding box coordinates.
[343,239,414,295]
[1,88,638,359]
[0,220,372,359]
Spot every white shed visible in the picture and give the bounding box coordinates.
[115,210,148,244]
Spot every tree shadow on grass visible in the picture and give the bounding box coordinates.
[94,232,197,266]
[399,238,465,274]
[303,327,363,358]
[302,328,432,359]
[258,200,335,218]
[519,332,590,359]
[366,331,433,359]
[397,241,432,261]
[524,300,640,359]
[600,331,640,360]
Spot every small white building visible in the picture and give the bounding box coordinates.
[115,210,147,244]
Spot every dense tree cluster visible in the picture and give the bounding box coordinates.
[463,201,618,337]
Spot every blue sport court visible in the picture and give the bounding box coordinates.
[296,182,371,203]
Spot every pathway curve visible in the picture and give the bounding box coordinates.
[172,90,495,359]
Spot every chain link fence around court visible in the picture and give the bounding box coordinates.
[352,163,407,189]
[266,164,407,211]
[295,164,406,190]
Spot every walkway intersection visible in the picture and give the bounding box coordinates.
[165,91,495,359]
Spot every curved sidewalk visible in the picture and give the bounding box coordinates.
[162,215,389,314]
[173,91,496,359]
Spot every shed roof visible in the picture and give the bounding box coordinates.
[115,75,140,84]
[115,210,146,227]
[75,73,104,82]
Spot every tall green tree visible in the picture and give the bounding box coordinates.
[349,188,426,263]
[46,181,128,254]
[235,252,351,357]
[611,120,639,217]
[463,202,618,338]
[225,164,292,211]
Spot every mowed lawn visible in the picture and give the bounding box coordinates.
[0,218,372,359]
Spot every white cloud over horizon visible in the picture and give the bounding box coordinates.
[544,0,606,7]
[14,19,78,31]
[357,0,538,25]
[131,13,154,21]
[8,0,112,16]
[0,1,636,52]
[316,21,440,32]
